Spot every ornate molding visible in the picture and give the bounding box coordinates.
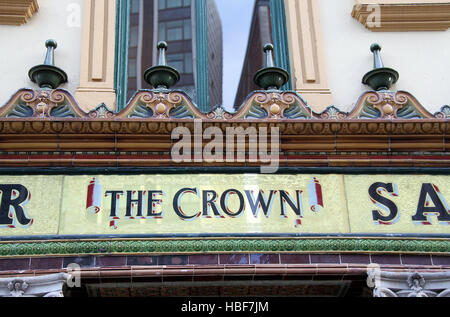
[352,1,450,32]
[121,90,205,119]
[0,238,449,258]
[368,270,450,297]
[88,103,115,119]
[0,0,39,25]
[434,105,450,119]
[319,106,349,120]
[0,89,87,118]
[0,273,70,297]
[0,89,447,157]
[232,91,313,120]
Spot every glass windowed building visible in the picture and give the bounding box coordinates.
[127,0,223,109]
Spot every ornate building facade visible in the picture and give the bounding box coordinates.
[0,0,448,299]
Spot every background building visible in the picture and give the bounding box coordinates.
[234,0,272,109]
[127,0,222,108]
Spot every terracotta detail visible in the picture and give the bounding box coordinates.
[0,88,447,168]
[349,91,435,119]
[232,91,312,120]
[121,90,205,119]
[0,89,87,118]
[0,88,441,121]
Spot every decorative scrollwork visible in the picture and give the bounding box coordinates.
[233,91,312,120]
[88,103,115,119]
[319,106,348,120]
[206,106,234,120]
[350,91,435,119]
[0,89,86,118]
[0,88,445,121]
[434,105,450,119]
[121,89,204,119]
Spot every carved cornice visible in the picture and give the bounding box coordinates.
[233,91,313,119]
[0,88,447,164]
[352,1,450,32]
[0,0,39,25]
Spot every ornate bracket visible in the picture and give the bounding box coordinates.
[0,273,70,297]
[368,270,450,297]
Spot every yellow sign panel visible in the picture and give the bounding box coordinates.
[0,174,448,237]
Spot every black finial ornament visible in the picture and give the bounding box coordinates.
[362,43,399,91]
[144,41,180,89]
[254,43,290,90]
[28,39,68,89]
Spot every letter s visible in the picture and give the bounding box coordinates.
[368,182,399,225]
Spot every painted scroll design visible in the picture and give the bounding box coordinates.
[86,177,102,214]
[349,91,435,119]
[0,89,86,118]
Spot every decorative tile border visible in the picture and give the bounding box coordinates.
[0,237,448,258]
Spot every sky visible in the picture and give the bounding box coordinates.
[215,0,254,111]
